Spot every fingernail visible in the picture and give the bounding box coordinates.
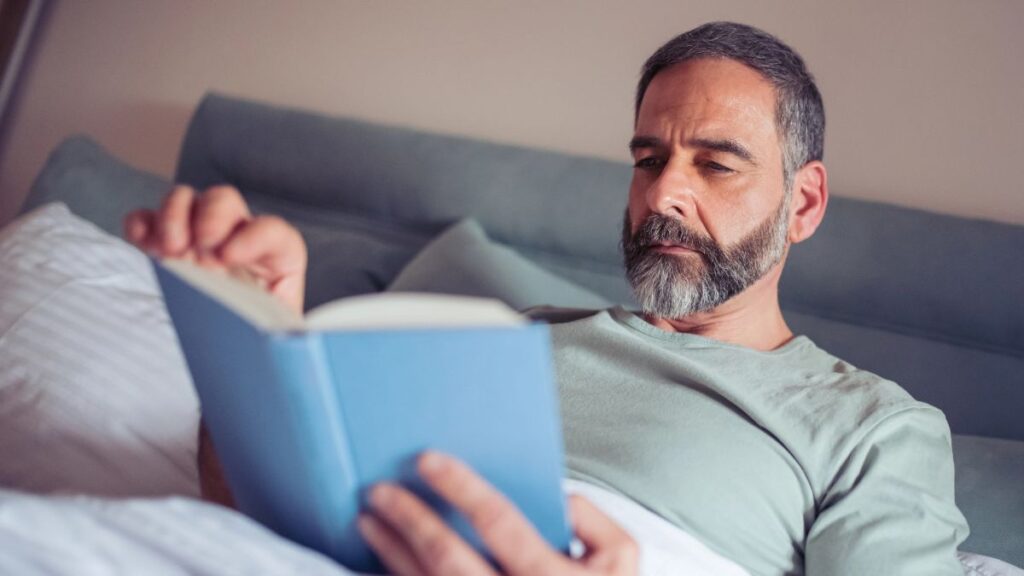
[419,452,448,476]
[370,484,394,509]
[162,238,181,256]
[356,513,379,537]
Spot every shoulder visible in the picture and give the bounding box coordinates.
[778,338,954,481]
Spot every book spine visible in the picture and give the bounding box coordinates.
[268,332,358,559]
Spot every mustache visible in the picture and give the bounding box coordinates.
[624,214,723,261]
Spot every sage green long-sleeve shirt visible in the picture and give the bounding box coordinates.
[537,307,968,576]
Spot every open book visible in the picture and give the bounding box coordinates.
[153,259,571,573]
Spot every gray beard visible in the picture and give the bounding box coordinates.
[620,197,790,319]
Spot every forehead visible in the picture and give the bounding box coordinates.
[636,58,779,143]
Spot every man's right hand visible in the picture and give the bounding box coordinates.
[126,184,307,506]
[124,184,308,314]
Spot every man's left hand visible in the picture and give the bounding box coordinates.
[358,451,638,576]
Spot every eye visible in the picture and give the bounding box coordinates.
[701,161,734,174]
[633,156,664,171]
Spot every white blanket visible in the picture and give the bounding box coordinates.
[4,483,1018,576]
[0,481,748,576]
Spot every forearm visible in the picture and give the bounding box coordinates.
[198,420,236,508]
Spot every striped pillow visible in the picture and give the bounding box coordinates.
[0,203,199,497]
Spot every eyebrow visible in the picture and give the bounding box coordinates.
[628,135,758,165]
[628,135,663,152]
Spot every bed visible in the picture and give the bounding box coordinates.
[3,92,1022,573]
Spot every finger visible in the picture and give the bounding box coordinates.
[416,452,563,575]
[219,215,306,273]
[219,215,307,312]
[192,185,251,251]
[569,495,631,547]
[123,209,157,252]
[368,483,498,576]
[357,513,427,576]
[156,185,196,256]
[569,495,638,570]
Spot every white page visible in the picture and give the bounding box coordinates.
[159,259,304,331]
[304,292,523,331]
[159,259,523,332]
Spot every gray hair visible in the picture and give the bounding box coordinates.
[635,22,825,188]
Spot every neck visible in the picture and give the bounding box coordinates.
[640,264,793,351]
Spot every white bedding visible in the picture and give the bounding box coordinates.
[3,484,1019,576]
[0,204,199,498]
[0,480,749,576]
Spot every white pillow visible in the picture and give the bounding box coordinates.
[0,203,199,497]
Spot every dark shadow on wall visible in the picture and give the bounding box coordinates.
[0,0,49,163]
[0,0,50,226]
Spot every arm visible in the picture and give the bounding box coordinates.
[805,407,969,575]
[198,421,235,508]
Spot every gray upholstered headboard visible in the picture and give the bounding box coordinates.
[171,93,1024,441]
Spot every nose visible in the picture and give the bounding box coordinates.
[645,161,697,221]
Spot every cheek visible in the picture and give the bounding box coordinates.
[693,197,751,248]
[626,178,649,227]
[712,196,781,246]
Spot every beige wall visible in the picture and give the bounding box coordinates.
[2,0,1022,227]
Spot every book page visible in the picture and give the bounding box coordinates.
[158,259,304,331]
[305,292,525,331]
[158,259,524,332]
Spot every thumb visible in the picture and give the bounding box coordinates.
[569,495,638,572]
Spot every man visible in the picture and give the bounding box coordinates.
[127,21,968,575]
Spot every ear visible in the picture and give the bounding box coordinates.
[787,161,828,244]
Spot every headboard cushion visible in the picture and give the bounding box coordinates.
[178,94,1023,361]
[23,93,1023,439]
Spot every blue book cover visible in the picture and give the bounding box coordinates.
[152,259,571,573]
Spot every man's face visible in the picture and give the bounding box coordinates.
[623,58,791,318]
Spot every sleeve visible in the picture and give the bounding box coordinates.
[804,406,969,576]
